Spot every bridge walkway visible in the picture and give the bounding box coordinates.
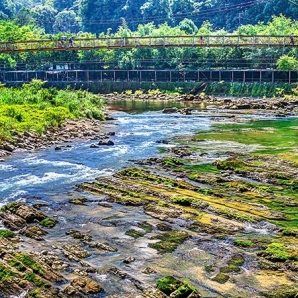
[0,35,296,54]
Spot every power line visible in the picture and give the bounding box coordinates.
[85,0,271,26]
[287,0,298,6]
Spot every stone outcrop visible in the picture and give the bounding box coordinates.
[0,118,115,157]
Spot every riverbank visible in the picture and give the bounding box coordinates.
[0,117,114,159]
[102,92,298,115]
[0,80,108,159]
[1,92,298,159]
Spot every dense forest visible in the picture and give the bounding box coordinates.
[0,0,298,71]
[0,0,297,34]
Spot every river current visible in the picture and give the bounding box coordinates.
[0,103,211,205]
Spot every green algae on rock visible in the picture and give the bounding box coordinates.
[157,275,201,297]
[149,230,190,253]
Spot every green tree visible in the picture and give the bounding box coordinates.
[53,9,80,33]
[53,0,75,11]
[178,18,198,35]
[140,0,173,26]
[277,55,298,70]
[0,0,15,19]
[31,5,57,33]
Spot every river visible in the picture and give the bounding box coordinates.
[1,100,297,297]
[0,101,211,205]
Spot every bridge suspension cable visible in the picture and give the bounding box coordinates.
[0,35,294,54]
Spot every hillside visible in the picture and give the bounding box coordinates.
[0,0,297,34]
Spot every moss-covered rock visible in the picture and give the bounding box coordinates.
[156,276,201,297]
[0,229,15,238]
[211,272,230,284]
[220,254,245,273]
[262,284,298,298]
[125,229,145,239]
[149,230,190,253]
[39,218,57,228]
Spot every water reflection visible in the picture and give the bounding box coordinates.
[106,99,207,114]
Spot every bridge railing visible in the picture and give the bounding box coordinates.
[0,35,295,53]
[1,69,296,84]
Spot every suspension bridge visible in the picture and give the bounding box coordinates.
[0,35,296,53]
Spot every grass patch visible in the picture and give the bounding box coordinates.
[170,195,193,206]
[138,221,153,233]
[23,272,47,288]
[0,80,105,143]
[262,284,298,298]
[194,118,298,150]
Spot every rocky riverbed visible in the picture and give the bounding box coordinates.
[0,118,116,159]
[0,95,298,297]
[1,93,298,159]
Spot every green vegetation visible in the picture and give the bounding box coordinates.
[14,253,45,274]
[171,196,193,206]
[1,13,298,89]
[39,218,57,228]
[7,259,26,272]
[205,82,294,97]
[27,289,43,298]
[196,118,298,149]
[75,107,298,297]
[220,255,245,273]
[212,272,230,284]
[1,0,298,36]
[149,230,190,253]
[0,264,17,280]
[263,284,298,298]
[188,117,298,231]
[156,276,199,297]
[69,197,88,205]
[0,80,105,143]
[0,229,15,238]
[23,273,47,288]
[234,239,253,247]
[118,167,192,189]
[261,243,298,262]
[162,158,184,167]
[138,221,153,233]
[277,55,298,70]
[125,229,145,239]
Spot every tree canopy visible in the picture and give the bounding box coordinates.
[1,0,297,34]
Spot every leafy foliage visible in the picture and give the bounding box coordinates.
[0,80,105,143]
[277,55,298,70]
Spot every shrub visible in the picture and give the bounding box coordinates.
[277,55,298,70]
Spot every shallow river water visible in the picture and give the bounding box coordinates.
[0,102,212,204]
[1,101,293,298]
